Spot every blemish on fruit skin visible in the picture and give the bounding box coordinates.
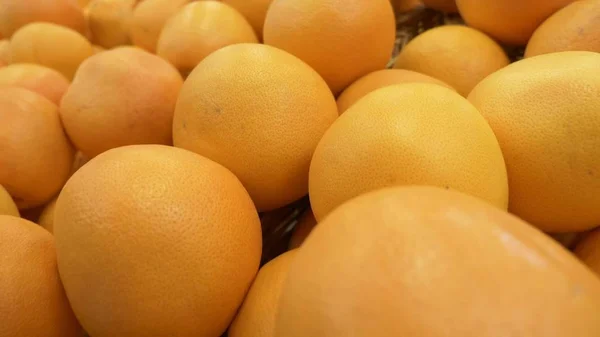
[588,170,594,176]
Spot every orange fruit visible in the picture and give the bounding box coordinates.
[92,45,105,54]
[86,0,137,48]
[38,197,58,234]
[0,215,82,337]
[54,145,262,337]
[275,186,600,337]
[394,25,509,96]
[10,22,93,80]
[59,47,183,158]
[467,51,600,233]
[288,209,317,249]
[422,0,458,12]
[157,1,258,75]
[0,185,19,217]
[525,0,600,57]
[229,250,297,337]
[0,64,70,105]
[456,0,575,45]
[390,0,423,13]
[78,0,90,7]
[264,0,396,95]
[309,83,508,221]
[337,69,454,113]
[129,0,194,53]
[0,87,74,209]
[0,39,10,64]
[575,228,600,276]
[173,44,338,211]
[0,0,86,37]
[222,0,274,40]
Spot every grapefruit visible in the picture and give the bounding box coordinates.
[222,0,274,40]
[575,228,600,276]
[289,209,317,249]
[86,0,137,48]
[0,64,70,105]
[0,185,19,217]
[0,0,86,37]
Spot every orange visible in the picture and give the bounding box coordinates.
[0,185,19,217]
[129,0,194,53]
[337,69,454,113]
[38,197,58,234]
[0,0,86,37]
[288,209,317,249]
[92,45,105,54]
[173,44,338,211]
[0,64,70,105]
[525,0,600,57]
[86,0,137,48]
[456,0,575,45]
[0,215,82,337]
[229,250,297,337]
[394,25,509,96]
[157,1,258,75]
[575,228,600,276]
[0,39,10,64]
[390,0,423,13]
[59,47,183,158]
[264,0,396,95]
[54,145,262,337]
[275,186,600,337]
[0,87,74,209]
[468,51,600,233]
[222,0,274,40]
[422,0,458,12]
[10,23,93,80]
[309,83,508,221]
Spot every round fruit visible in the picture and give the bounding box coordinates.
[525,0,600,57]
[0,39,10,64]
[0,64,70,105]
[38,197,58,234]
[275,186,600,337]
[0,87,74,209]
[575,228,600,276]
[390,0,422,13]
[54,145,262,337]
[157,1,258,75]
[0,215,82,337]
[173,44,338,211]
[10,22,93,80]
[222,0,274,40]
[229,250,297,337]
[456,0,575,45]
[422,0,458,12]
[59,47,183,158]
[129,0,191,53]
[394,25,509,96]
[0,0,86,37]
[264,0,396,95]
[467,51,600,233]
[0,185,19,217]
[309,83,508,221]
[86,0,137,48]
[289,209,317,249]
[337,69,454,113]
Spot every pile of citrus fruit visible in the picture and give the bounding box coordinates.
[1,0,599,336]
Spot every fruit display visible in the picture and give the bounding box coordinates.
[0,1,599,336]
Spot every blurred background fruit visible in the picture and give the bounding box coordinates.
[0,185,19,217]
[468,51,600,233]
[0,0,86,37]
[38,197,58,234]
[0,39,10,64]
[390,0,423,13]
[0,64,70,105]
[575,228,600,276]
[422,0,458,12]
[85,0,137,48]
[222,0,274,41]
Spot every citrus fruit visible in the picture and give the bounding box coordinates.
[390,0,423,13]
[0,0,86,37]
[0,185,19,217]
[0,39,10,64]
[222,0,274,40]
[575,228,600,276]
[289,209,317,249]
[0,64,70,105]
[85,0,137,48]
[38,197,58,234]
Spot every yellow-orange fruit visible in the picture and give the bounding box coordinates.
[222,0,273,40]
[0,185,19,217]
[337,69,454,113]
[0,39,10,64]
[38,197,58,234]
[276,186,600,337]
[422,0,457,12]
[0,0,86,37]
[70,151,90,175]
[86,0,137,48]
[78,0,90,7]
[264,0,396,95]
[0,215,82,337]
[0,64,70,105]
[173,44,338,211]
[525,0,600,57]
[394,25,509,96]
[60,47,183,158]
[289,209,317,249]
[10,23,93,80]
[467,51,600,233]
[456,0,575,45]
[92,45,105,54]
[0,87,74,209]
[309,83,508,221]
[390,0,423,13]
[157,2,258,75]
[129,0,194,53]
[575,228,600,276]
[54,145,262,337]
[229,250,296,337]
